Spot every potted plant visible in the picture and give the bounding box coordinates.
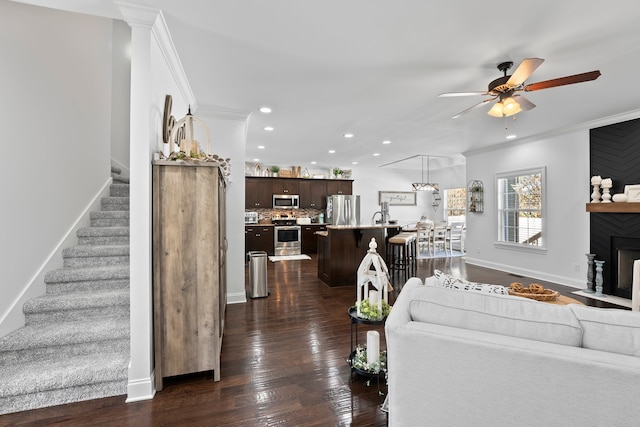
[332,167,342,179]
[270,165,280,177]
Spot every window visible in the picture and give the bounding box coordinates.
[496,167,545,249]
[445,188,466,223]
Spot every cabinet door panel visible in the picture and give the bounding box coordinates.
[299,180,326,208]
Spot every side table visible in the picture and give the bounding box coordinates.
[347,307,387,391]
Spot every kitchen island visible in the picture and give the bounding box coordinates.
[316,224,401,287]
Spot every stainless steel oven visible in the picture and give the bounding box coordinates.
[274,225,301,256]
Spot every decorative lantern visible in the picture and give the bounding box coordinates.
[169,106,211,157]
[356,238,393,318]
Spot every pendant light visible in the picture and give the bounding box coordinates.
[412,156,439,191]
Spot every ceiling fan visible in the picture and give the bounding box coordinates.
[438,58,601,119]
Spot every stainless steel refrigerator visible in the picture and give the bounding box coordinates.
[326,195,360,226]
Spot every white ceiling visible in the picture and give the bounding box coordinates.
[19,0,640,170]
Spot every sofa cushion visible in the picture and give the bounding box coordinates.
[433,269,508,295]
[408,284,583,346]
[570,305,640,357]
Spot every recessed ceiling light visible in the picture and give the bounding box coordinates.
[328,150,336,154]
[344,133,354,138]
[257,145,265,149]
[311,161,317,165]
[506,134,517,139]
[382,140,391,145]
[373,153,380,156]
[264,126,274,131]
[253,158,260,162]
[352,161,358,165]
[259,106,272,114]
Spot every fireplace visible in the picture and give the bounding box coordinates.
[589,117,640,299]
[611,236,640,299]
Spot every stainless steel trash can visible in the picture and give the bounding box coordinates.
[248,251,269,298]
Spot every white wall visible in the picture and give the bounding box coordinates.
[351,164,466,227]
[464,130,590,288]
[110,19,131,174]
[0,2,113,336]
[197,107,249,305]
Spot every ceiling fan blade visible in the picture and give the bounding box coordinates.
[451,98,496,119]
[507,58,545,87]
[438,91,488,97]
[513,94,536,111]
[523,70,601,92]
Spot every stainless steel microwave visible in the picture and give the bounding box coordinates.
[273,194,299,209]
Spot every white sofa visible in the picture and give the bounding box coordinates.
[385,276,640,427]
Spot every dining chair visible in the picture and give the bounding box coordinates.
[416,220,433,257]
[445,221,465,255]
[432,222,448,255]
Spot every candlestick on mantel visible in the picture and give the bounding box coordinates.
[367,331,380,365]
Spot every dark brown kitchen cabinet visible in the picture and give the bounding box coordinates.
[245,178,272,209]
[326,180,352,195]
[299,180,326,209]
[301,224,327,254]
[245,225,274,255]
[271,178,299,195]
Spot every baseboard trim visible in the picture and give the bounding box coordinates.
[126,373,155,403]
[464,257,584,289]
[227,291,247,304]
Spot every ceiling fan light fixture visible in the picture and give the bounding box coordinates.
[502,96,521,116]
[488,96,522,117]
[487,102,504,117]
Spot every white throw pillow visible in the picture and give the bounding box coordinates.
[433,269,508,295]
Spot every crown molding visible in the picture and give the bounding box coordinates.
[196,105,251,121]
[116,2,196,110]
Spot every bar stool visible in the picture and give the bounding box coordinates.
[387,232,417,278]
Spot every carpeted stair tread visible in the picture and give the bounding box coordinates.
[90,211,129,227]
[45,265,129,284]
[0,352,129,398]
[46,279,129,295]
[0,318,129,353]
[62,245,129,268]
[23,288,129,314]
[63,245,129,258]
[77,226,129,238]
[90,211,129,219]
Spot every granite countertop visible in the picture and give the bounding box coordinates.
[325,224,401,230]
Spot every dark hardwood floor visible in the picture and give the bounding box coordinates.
[1,255,621,426]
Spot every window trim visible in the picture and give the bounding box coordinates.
[494,166,547,252]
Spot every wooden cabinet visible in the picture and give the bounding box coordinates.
[152,162,226,390]
[326,180,352,195]
[245,225,274,255]
[245,177,353,209]
[301,224,327,254]
[299,180,326,208]
[271,178,299,195]
[245,177,272,209]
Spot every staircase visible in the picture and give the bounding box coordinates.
[0,168,130,415]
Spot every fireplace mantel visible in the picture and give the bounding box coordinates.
[585,203,640,213]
